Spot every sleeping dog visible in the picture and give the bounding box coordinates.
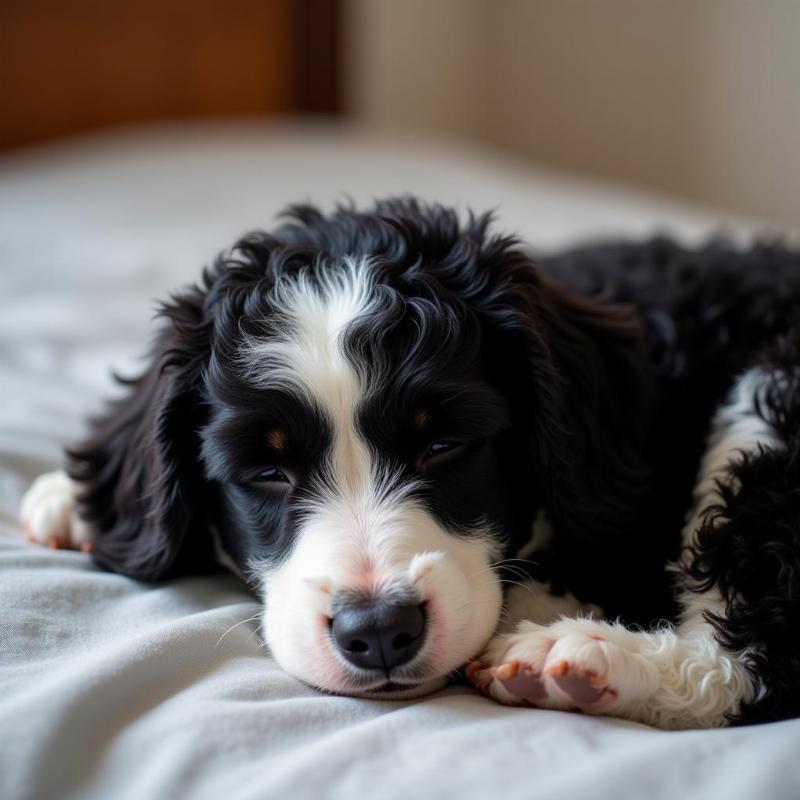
[20,198,800,729]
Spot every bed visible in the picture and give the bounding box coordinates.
[1,121,799,800]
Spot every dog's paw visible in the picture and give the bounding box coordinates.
[468,618,660,716]
[19,470,93,551]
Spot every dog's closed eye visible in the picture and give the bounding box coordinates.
[420,440,464,470]
[248,467,293,490]
[256,467,291,483]
[423,440,459,459]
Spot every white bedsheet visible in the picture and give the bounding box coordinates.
[1,121,798,800]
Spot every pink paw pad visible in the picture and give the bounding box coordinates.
[467,659,548,704]
[496,664,547,702]
[544,660,617,708]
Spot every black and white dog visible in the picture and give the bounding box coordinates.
[20,198,800,729]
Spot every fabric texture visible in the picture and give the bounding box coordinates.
[1,121,798,800]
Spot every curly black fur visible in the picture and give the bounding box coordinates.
[684,342,800,724]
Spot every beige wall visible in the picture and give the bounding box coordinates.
[344,0,490,138]
[344,0,800,229]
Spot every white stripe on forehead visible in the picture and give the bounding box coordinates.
[238,256,377,492]
[239,256,375,395]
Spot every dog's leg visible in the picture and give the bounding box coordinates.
[497,579,603,633]
[19,470,93,551]
[471,366,792,728]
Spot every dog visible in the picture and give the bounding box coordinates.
[19,197,800,729]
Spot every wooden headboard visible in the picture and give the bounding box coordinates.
[0,0,340,150]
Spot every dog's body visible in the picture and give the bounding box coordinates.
[20,199,800,729]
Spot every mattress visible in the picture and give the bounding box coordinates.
[1,120,798,800]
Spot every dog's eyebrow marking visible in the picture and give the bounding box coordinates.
[414,409,431,430]
[267,429,287,451]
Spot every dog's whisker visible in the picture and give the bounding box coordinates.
[215,613,261,648]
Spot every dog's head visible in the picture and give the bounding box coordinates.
[72,198,651,697]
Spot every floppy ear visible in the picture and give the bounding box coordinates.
[478,254,655,546]
[67,283,215,582]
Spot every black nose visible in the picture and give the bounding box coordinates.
[330,601,427,672]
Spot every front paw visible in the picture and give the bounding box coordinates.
[19,470,93,551]
[468,618,659,715]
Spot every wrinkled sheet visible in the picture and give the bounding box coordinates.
[1,121,799,800]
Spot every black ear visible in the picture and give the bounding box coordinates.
[526,277,654,542]
[477,253,655,547]
[67,283,215,581]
